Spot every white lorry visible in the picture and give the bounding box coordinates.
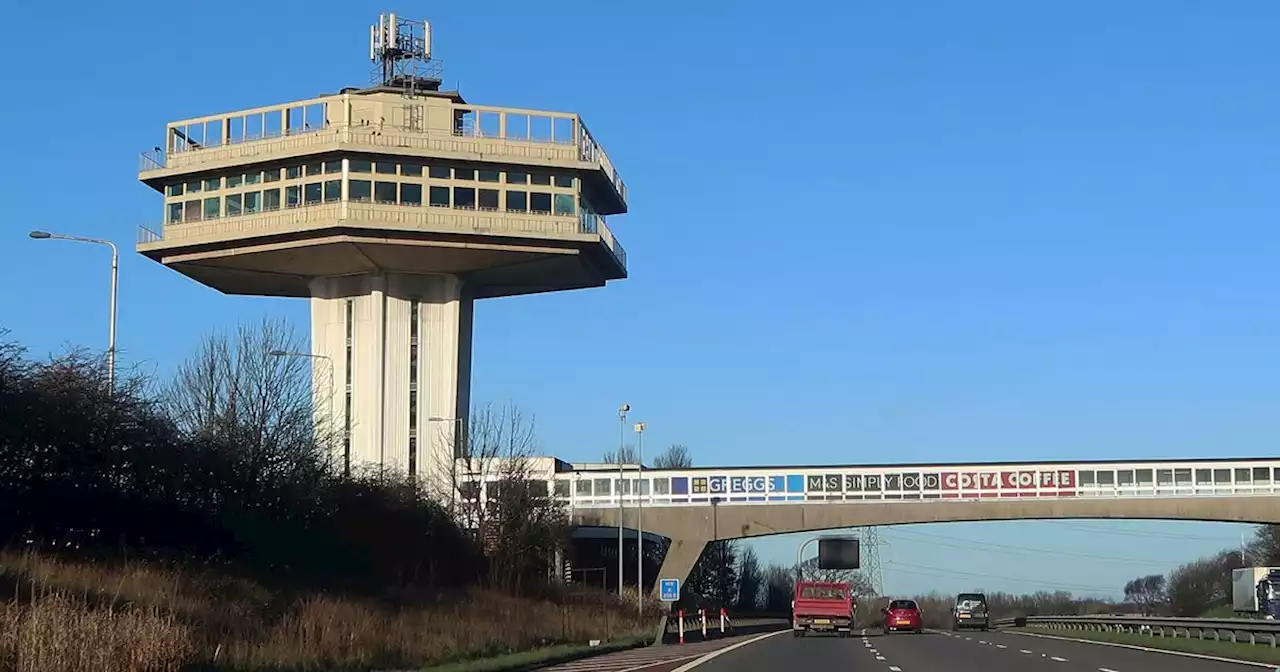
[1232,566,1280,618]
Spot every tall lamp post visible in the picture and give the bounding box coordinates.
[616,403,630,597]
[269,350,335,455]
[29,231,118,388]
[634,420,646,614]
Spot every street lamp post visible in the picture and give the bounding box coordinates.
[30,231,118,387]
[268,350,335,455]
[711,496,723,606]
[634,420,646,615]
[616,403,630,597]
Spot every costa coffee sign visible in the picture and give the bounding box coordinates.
[941,470,1076,490]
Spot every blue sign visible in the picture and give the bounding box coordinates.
[660,578,680,602]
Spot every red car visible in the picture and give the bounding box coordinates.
[881,598,923,634]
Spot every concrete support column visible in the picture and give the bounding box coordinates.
[651,538,706,599]
[310,272,473,492]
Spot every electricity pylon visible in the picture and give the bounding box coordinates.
[858,526,885,597]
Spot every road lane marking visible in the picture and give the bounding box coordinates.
[1020,649,1033,654]
[1050,656,1068,662]
[995,644,1007,649]
[669,629,789,672]
[875,655,886,660]
[1007,630,1278,668]
[1099,668,1119,672]
[889,668,901,672]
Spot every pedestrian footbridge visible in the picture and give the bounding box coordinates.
[535,457,1280,593]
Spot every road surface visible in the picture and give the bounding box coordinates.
[691,627,1268,671]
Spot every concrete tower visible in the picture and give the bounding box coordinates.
[135,14,628,487]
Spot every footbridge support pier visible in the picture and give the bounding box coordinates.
[575,492,1280,596]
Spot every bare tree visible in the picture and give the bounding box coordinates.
[441,401,567,593]
[161,316,333,487]
[652,443,693,469]
[1249,525,1280,564]
[602,443,638,465]
[1123,574,1166,615]
[736,545,764,610]
[437,402,537,514]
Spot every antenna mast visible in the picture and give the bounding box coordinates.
[369,12,444,95]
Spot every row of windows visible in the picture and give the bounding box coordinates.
[1078,466,1278,486]
[166,182,578,223]
[165,160,575,197]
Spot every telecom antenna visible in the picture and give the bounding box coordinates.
[369,12,444,95]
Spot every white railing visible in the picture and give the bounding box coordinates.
[140,123,627,206]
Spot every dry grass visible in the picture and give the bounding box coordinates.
[0,550,653,671]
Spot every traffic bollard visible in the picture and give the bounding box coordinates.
[678,609,685,644]
[701,609,707,638]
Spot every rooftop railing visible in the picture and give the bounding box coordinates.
[141,118,627,207]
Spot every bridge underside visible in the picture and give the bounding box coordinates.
[574,496,1280,597]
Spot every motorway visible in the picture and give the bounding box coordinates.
[693,627,1264,672]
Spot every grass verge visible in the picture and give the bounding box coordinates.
[0,549,656,671]
[1012,626,1280,664]
[418,634,651,672]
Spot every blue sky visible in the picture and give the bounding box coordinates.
[1,1,1276,598]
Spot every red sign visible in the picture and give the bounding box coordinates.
[941,470,1076,492]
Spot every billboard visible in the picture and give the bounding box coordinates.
[817,537,860,570]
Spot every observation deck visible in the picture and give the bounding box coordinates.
[135,85,628,299]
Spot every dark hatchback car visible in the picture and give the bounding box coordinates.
[952,592,990,630]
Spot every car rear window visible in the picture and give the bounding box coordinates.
[800,586,846,599]
[956,593,987,609]
[888,600,917,610]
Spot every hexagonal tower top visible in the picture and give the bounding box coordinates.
[136,12,628,300]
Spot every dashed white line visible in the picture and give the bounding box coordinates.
[1050,656,1068,662]
[1099,668,1119,672]
[875,655,886,661]
[889,668,901,672]
[1019,649,1033,654]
